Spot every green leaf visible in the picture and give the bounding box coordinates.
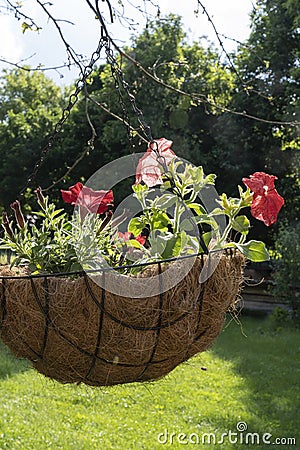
[126,239,143,249]
[151,211,170,231]
[210,207,226,216]
[202,231,212,247]
[194,214,219,230]
[235,240,270,262]
[186,202,207,215]
[180,218,195,232]
[231,215,250,234]
[49,209,65,219]
[132,184,148,194]
[169,231,188,257]
[217,193,231,212]
[238,186,252,207]
[204,174,217,185]
[21,22,32,33]
[128,217,146,236]
[152,193,177,209]
[150,232,188,259]
[149,232,168,256]
[195,166,204,184]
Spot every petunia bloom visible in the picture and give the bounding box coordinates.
[118,231,147,246]
[61,182,114,214]
[135,234,147,246]
[135,138,176,187]
[242,172,284,226]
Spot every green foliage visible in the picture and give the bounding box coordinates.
[269,307,290,331]
[235,240,269,262]
[130,159,269,262]
[0,192,116,274]
[21,21,42,33]
[0,152,271,275]
[71,14,234,179]
[271,221,300,325]
[0,67,64,208]
[278,152,300,223]
[0,196,74,273]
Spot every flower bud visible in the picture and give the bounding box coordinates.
[111,209,131,228]
[2,211,14,239]
[35,186,46,209]
[97,210,113,234]
[10,200,25,229]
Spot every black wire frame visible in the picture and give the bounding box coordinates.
[0,249,224,280]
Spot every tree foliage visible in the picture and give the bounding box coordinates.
[66,16,233,179]
[0,68,64,208]
[213,0,299,238]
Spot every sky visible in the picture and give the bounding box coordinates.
[0,0,256,86]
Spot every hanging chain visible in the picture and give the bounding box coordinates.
[104,40,177,196]
[104,39,153,144]
[104,39,171,175]
[17,37,107,200]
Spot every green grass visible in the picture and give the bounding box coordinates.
[0,316,299,449]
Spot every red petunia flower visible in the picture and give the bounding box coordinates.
[118,231,147,246]
[135,234,147,246]
[242,172,284,226]
[61,182,114,214]
[135,138,176,187]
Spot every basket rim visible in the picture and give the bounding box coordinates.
[0,248,236,280]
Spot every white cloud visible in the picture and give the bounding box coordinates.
[0,15,23,62]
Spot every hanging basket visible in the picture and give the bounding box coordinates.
[0,252,244,387]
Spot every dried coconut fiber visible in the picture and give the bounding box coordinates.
[0,253,244,386]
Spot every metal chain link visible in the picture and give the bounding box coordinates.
[104,40,153,145]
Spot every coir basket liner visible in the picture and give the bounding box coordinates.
[0,253,244,386]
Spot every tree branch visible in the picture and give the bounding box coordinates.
[86,93,147,143]
[0,57,82,76]
[110,40,300,127]
[35,0,85,72]
[4,0,41,31]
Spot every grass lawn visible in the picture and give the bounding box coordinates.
[0,316,299,449]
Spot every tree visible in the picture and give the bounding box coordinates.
[213,0,300,239]
[0,67,65,208]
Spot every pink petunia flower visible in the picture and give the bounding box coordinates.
[135,138,176,187]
